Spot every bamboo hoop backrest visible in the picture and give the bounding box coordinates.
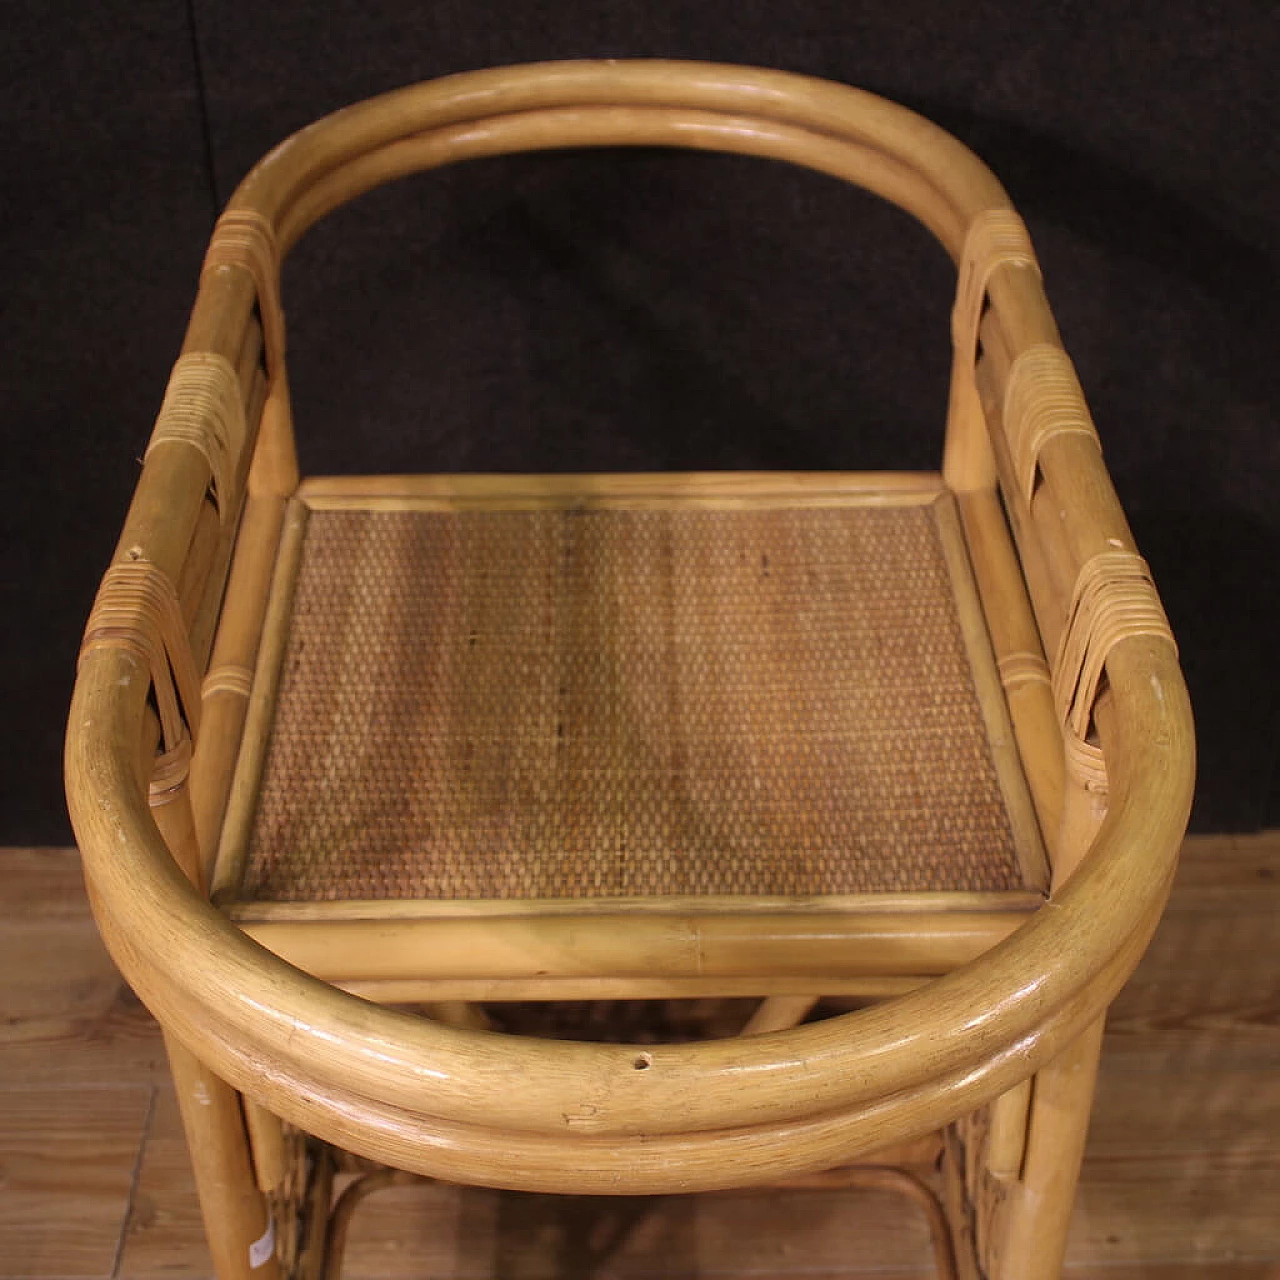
[66,61,1194,1195]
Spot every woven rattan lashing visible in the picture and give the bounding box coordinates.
[144,353,248,527]
[1052,549,1177,793]
[1002,345,1103,504]
[79,559,201,781]
[239,496,1035,903]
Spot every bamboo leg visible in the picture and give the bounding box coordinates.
[984,764,1108,1279]
[168,1034,281,1279]
[245,1098,288,1193]
[984,1078,1031,1181]
[740,994,819,1035]
[941,1127,984,1280]
[424,1000,493,1031]
[294,1144,336,1280]
[986,1017,1105,1279]
[152,781,279,1279]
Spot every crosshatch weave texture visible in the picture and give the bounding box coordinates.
[242,501,1031,901]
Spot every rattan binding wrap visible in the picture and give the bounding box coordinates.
[241,500,1033,902]
[951,210,1039,374]
[79,559,200,798]
[1003,345,1103,502]
[202,208,286,383]
[145,353,247,525]
[1053,550,1177,792]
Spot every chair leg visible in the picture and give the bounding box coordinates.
[148,773,279,1277]
[244,1098,288,1193]
[167,1033,280,1280]
[424,1000,493,1031]
[740,994,819,1035]
[988,1016,1104,1278]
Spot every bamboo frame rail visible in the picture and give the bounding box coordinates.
[66,60,1194,1278]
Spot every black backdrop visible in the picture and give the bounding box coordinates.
[4,2,1277,843]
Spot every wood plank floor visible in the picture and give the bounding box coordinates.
[1,836,1277,1279]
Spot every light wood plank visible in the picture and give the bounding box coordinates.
[1061,833,1280,1269]
[0,849,166,1089]
[1071,1161,1280,1271]
[1068,1069,1280,1265]
[0,1085,152,1278]
[0,919,167,1088]
[0,846,95,921]
[1103,833,1280,1073]
[1066,1268,1280,1278]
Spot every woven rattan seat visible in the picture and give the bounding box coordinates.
[237,484,1044,904]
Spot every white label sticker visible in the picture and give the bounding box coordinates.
[249,1217,276,1268]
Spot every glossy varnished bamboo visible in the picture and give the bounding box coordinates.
[236,909,1035,985]
[63,60,1196,1278]
[151,777,279,1280]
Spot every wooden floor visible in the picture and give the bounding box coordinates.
[1,835,1277,1279]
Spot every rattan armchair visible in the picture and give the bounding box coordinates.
[66,61,1194,1280]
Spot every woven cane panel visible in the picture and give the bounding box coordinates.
[242,503,1029,901]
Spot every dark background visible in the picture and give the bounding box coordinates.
[3,2,1276,844]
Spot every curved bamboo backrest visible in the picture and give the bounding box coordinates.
[66,61,1194,1195]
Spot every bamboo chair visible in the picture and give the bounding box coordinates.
[65,61,1194,1280]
